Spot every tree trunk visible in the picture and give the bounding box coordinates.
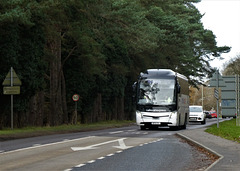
[117,97,124,120]
[112,97,124,120]
[49,33,63,126]
[28,91,45,126]
[61,70,68,124]
[91,93,103,122]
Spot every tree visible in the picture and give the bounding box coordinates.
[0,0,233,128]
[222,54,240,75]
[189,85,217,111]
[0,0,47,127]
[139,0,230,84]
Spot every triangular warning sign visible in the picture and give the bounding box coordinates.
[2,68,22,86]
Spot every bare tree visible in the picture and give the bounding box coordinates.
[189,85,217,111]
[222,54,240,75]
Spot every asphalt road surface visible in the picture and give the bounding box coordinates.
[0,118,223,171]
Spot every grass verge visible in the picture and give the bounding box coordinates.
[205,118,240,143]
[0,120,134,141]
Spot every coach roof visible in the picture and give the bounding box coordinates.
[140,69,187,81]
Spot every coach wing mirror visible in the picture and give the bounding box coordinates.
[132,82,137,92]
[132,82,137,98]
[132,82,137,103]
[177,84,181,93]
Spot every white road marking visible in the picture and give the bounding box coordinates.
[113,138,132,150]
[1,136,95,155]
[64,169,72,171]
[116,150,122,153]
[98,156,105,160]
[75,164,85,167]
[71,138,128,151]
[67,137,164,171]
[109,131,123,134]
[127,129,135,132]
[88,160,96,163]
[71,146,99,151]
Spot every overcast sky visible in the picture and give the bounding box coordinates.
[194,0,240,70]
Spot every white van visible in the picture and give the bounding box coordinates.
[189,105,206,124]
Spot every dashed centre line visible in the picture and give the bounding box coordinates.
[108,129,148,135]
[109,131,124,134]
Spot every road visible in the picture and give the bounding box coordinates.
[0,118,223,171]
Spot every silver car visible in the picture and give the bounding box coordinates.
[189,105,206,124]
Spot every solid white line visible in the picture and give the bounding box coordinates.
[109,131,123,134]
[0,136,95,155]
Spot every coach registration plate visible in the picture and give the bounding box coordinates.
[152,122,161,125]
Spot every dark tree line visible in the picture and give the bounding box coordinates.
[0,0,230,128]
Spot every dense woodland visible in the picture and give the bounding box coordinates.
[0,0,230,128]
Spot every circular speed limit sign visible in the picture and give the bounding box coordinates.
[72,94,80,102]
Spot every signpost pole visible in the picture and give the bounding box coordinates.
[216,70,219,128]
[2,67,21,129]
[75,101,77,124]
[72,94,80,125]
[202,85,204,108]
[236,74,240,126]
[238,75,240,126]
[11,67,13,130]
[236,74,237,126]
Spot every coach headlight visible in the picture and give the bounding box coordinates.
[136,111,143,118]
[169,112,176,119]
